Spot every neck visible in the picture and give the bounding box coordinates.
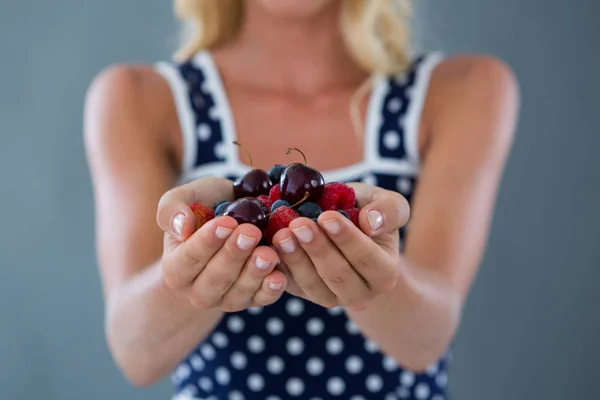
[213,1,368,95]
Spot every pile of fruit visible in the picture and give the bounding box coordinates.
[189,143,361,245]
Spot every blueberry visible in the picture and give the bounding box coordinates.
[337,210,351,220]
[297,202,322,219]
[271,199,290,212]
[213,200,228,210]
[268,164,286,185]
[311,217,319,224]
[215,201,231,216]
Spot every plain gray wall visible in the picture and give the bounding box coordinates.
[1,1,598,399]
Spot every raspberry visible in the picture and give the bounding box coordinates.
[343,208,360,227]
[190,202,215,229]
[264,207,299,244]
[318,182,356,211]
[269,183,281,203]
[257,195,272,211]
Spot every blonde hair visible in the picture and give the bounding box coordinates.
[173,0,412,76]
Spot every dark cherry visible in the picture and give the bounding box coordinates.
[232,141,273,199]
[280,148,325,204]
[223,198,268,230]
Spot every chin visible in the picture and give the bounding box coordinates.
[255,0,339,19]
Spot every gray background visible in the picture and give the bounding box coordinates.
[0,0,597,399]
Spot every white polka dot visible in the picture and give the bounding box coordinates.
[345,319,360,335]
[306,357,325,376]
[198,376,213,392]
[286,337,304,356]
[383,130,401,150]
[426,362,439,376]
[415,382,431,399]
[200,343,216,360]
[364,339,379,353]
[197,123,212,141]
[286,377,305,396]
[397,177,412,194]
[212,332,228,348]
[309,398,323,400]
[306,318,325,335]
[286,297,304,316]
[388,97,403,113]
[361,175,378,186]
[227,315,245,333]
[215,366,231,385]
[366,374,384,392]
[175,363,191,380]
[189,355,205,371]
[350,396,367,400]
[400,370,415,387]
[182,384,198,396]
[383,355,398,372]
[266,397,282,400]
[385,393,396,400]
[266,317,284,335]
[214,141,226,160]
[247,373,265,392]
[247,335,265,353]
[325,337,344,355]
[267,356,285,375]
[247,306,263,315]
[345,355,363,374]
[432,395,445,400]
[398,387,410,398]
[436,371,448,388]
[208,107,220,120]
[327,377,346,395]
[228,390,245,400]
[230,352,247,370]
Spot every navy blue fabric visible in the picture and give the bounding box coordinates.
[168,54,451,400]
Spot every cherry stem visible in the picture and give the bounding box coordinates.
[233,141,253,168]
[285,147,308,165]
[267,191,310,217]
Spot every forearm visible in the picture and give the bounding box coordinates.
[345,257,462,372]
[106,260,223,386]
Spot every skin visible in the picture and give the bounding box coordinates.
[84,0,519,387]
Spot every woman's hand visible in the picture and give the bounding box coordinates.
[271,182,410,310]
[156,177,287,312]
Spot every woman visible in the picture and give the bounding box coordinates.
[84,0,519,399]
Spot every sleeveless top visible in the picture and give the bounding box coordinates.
[155,51,451,400]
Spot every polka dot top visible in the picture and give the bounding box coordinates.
[155,51,451,400]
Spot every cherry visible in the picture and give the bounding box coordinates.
[223,198,268,230]
[280,148,325,204]
[232,141,273,199]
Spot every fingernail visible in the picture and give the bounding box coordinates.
[322,219,341,234]
[237,234,257,250]
[279,237,296,253]
[215,226,233,240]
[269,282,283,291]
[367,209,383,231]
[292,226,313,243]
[172,213,185,236]
[255,256,272,270]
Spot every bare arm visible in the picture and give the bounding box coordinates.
[344,55,520,370]
[84,65,223,386]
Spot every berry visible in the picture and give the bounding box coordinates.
[214,201,231,216]
[337,210,350,220]
[311,217,319,224]
[264,207,299,244]
[190,202,215,229]
[318,182,356,211]
[223,198,268,230]
[280,148,325,204]
[213,200,228,211]
[343,208,360,226]
[268,164,286,184]
[297,202,322,219]
[232,141,273,198]
[257,195,272,212]
[271,199,290,212]
[269,183,281,203]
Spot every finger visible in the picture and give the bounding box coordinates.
[188,223,262,309]
[220,246,281,312]
[288,218,370,309]
[272,227,338,308]
[347,182,410,236]
[318,211,399,294]
[156,177,234,240]
[162,216,238,289]
[252,269,288,307]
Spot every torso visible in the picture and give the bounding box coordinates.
[152,50,450,400]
